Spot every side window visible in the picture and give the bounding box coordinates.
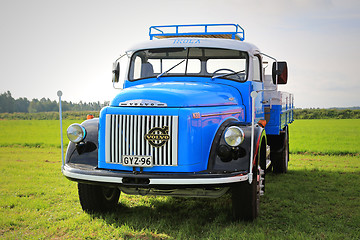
[252,56,262,81]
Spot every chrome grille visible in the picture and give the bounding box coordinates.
[105,114,178,166]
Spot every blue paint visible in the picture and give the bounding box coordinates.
[98,104,245,172]
[264,105,294,135]
[98,75,278,172]
[114,79,242,108]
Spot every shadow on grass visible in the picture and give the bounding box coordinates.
[91,194,234,239]
[89,169,360,239]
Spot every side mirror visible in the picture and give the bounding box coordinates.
[272,61,288,84]
[112,61,120,83]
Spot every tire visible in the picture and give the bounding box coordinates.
[231,161,260,221]
[272,126,289,174]
[78,183,120,212]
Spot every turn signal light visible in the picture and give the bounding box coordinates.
[258,119,267,127]
[87,114,94,120]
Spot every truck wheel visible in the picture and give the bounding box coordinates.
[272,127,289,173]
[231,162,260,221]
[78,183,120,212]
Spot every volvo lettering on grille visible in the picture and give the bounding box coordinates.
[119,99,167,107]
[145,126,170,147]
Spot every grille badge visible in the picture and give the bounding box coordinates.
[145,126,170,148]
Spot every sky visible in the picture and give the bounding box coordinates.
[0,0,359,108]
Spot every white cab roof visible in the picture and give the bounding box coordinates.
[127,38,261,56]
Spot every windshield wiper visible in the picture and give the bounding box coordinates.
[211,70,246,81]
[157,59,186,79]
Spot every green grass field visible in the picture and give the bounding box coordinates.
[0,120,76,148]
[289,119,360,155]
[0,119,359,239]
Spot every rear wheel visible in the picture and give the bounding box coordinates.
[272,126,289,173]
[78,183,120,212]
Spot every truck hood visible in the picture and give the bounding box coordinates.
[111,82,241,108]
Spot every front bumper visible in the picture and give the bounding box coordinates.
[62,163,249,188]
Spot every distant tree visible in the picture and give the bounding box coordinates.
[0,91,15,113]
[15,97,30,112]
[28,99,39,113]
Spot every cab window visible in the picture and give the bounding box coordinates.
[252,55,262,82]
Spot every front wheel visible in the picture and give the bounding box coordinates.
[78,183,120,212]
[231,165,260,221]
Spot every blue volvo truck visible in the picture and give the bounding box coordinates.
[62,24,294,221]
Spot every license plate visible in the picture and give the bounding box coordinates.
[122,155,153,167]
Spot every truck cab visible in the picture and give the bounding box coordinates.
[62,24,294,221]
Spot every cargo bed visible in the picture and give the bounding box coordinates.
[263,75,294,135]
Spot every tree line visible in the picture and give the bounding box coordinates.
[294,108,360,119]
[0,91,109,113]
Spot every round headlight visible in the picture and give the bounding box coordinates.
[224,126,244,147]
[67,124,86,143]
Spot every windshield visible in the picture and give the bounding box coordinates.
[128,47,249,81]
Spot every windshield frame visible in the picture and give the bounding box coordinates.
[128,47,249,82]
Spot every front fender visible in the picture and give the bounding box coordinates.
[65,118,99,167]
[207,121,265,173]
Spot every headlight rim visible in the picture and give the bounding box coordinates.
[223,126,245,147]
[67,123,86,143]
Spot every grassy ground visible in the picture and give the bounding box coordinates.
[0,148,359,239]
[0,119,359,239]
[289,119,360,155]
[0,120,75,148]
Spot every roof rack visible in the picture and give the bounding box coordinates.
[149,24,245,41]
